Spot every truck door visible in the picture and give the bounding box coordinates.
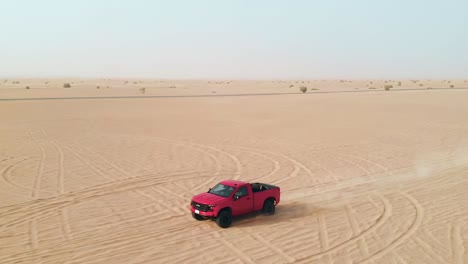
[232,186,252,216]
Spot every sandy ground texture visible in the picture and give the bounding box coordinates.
[0,82,468,263]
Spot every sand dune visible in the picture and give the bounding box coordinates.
[0,82,467,263]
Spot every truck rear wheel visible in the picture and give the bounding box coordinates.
[192,212,205,221]
[263,199,275,215]
[216,210,232,228]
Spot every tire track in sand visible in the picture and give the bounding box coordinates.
[57,140,190,217]
[217,237,256,264]
[144,137,226,192]
[346,204,370,258]
[215,144,313,186]
[0,170,213,231]
[27,130,45,250]
[451,220,465,264]
[296,193,392,262]
[359,191,424,264]
[0,157,43,193]
[250,233,295,263]
[69,140,190,207]
[46,136,73,241]
[122,135,238,191]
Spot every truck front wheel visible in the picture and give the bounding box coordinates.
[263,199,276,215]
[216,210,232,228]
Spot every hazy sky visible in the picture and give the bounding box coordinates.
[1,0,467,79]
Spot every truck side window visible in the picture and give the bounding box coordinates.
[235,186,248,197]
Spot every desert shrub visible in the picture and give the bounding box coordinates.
[450,85,455,88]
[169,85,176,88]
[96,86,100,89]
[427,87,433,89]
[133,82,138,84]
[310,88,319,90]
[419,84,424,87]
[25,86,30,89]
[384,85,393,91]
[299,86,307,93]
[369,87,376,90]
[397,81,402,86]
[289,84,294,88]
[63,83,71,88]
[139,87,146,94]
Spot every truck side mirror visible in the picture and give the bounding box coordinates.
[208,188,211,193]
[234,195,240,201]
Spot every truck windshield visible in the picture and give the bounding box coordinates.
[209,183,235,197]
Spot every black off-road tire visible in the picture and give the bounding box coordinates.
[192,212,205,221]
[263,199,276,215]
[216,210,232,228]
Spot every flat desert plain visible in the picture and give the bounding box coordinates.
[1,80,468,263]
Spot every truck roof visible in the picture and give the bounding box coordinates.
[220,180,247,187]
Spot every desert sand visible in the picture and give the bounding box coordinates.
[1,79,468,263]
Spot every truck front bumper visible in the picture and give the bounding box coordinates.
[190,206,216,218]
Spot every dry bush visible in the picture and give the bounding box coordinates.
[450,85,455,88]
[63,83,71,88]
[384,85,393,91]
[419,84,424,87]
[299,86,307,93]
[369,87,377,90]
[427,87,433,89]
[289,84,294,88]
[139,87,146,94]
[96,86,100,89]
[169,85,176,88]
[25,86,30,89]
[397,81,402,86]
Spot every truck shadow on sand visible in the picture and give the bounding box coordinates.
[229,201,328,228]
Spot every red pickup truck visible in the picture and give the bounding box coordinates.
[190,180,280,228]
